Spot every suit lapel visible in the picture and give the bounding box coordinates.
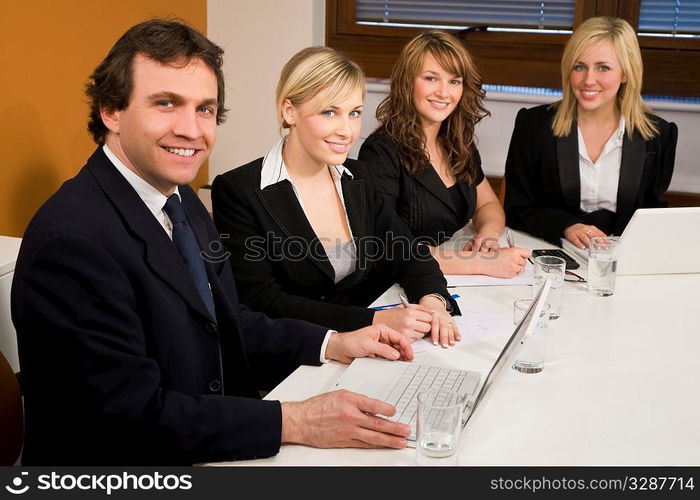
[414,164,457,215]
[341,177,368,243]
[256,181,335,279]
[87,149,213,321]
[334,176,371,287]
[556,128,581,213]
[616,132,646,233]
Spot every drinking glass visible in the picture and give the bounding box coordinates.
[587,236,620,296]
[512,299,550,374]
[416,389,464,465]
[533,255,565,319]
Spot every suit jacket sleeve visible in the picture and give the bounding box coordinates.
[504,107,582,242]
[358,133,403,208]
[13,232,286,463]
[353,161,458,314]
[234,302,326,389]
[642,120,678,208]
[212,173,376,331]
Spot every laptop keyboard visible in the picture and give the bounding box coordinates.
[385,364,468,434]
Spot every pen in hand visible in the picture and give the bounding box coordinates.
[399,293,411,308]
[506,228,515,248]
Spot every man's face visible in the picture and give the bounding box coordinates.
[102,54,218,195]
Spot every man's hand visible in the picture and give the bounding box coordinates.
[325,324,414,364]
[281,390,411,449]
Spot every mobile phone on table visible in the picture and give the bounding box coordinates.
[531,249,580,270]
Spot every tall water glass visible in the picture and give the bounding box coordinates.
[587,236,620,296]
[532,255,565,319]
[416,389,464,465]
[512,300,550,374]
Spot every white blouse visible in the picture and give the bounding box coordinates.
[577,116,625,214]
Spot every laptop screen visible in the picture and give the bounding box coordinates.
[464,279,551,425]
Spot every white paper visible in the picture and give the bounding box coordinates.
[411,337,442,354]
[408,295,513,353]
[452,296,513,345]
[446,260,534,287]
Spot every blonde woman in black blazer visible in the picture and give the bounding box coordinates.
[504,17,677,247]
[213,47,459,348]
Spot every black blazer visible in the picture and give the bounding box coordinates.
[504,104,678,244]
[11,148,327,465]
[211,157,456,332]
[358,131,485,245]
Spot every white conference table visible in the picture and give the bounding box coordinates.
[210,230,700,466]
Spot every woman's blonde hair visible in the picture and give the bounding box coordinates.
[376,30,489,184]
[276,46,365,131]
[552,16,657,140]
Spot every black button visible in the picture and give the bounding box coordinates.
[209,380,221,392]
[205,322,218,334]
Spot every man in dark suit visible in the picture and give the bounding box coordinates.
[11,19,412,465]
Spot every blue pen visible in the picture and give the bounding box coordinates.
[372,293,460,310]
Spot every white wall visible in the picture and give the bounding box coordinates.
[207,0,326,181]
[207,3,698,193]
[353,82,700,194]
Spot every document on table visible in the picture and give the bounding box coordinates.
[410,294,513,353]
[453,295,512,345]
[446,260,534,287]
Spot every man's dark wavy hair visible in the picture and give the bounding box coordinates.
[85,18,228,145]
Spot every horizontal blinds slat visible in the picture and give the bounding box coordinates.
[356,0,575,28]
[639,0,700,34]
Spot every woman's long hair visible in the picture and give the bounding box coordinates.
[552,16,657,140]
[376,30,489,184]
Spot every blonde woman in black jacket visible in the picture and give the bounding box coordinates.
[213,47,460,348]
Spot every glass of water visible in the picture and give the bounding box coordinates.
[532,255,565,319]
[416,389,464,465]
[512,300,550,374]
[587,236,620,296]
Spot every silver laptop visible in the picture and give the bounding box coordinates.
[561,207,700,275]
[335,280,552,444]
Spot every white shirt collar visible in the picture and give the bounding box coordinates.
[103,145,180,238]
[260,136,353,190]
[611,115,626,145]
[103,144,180,211]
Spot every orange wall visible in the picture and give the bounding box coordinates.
[0,0,208,237]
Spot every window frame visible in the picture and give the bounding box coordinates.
[326,0,700,97]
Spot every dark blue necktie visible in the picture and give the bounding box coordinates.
[163,194,216,319]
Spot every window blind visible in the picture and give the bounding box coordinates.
[356,0,576,29]
[639,0,700,35]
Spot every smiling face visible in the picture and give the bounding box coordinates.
[569,38,627,118]
[282,86,363,169]
[412,52,463,131]
[101,54,218,195]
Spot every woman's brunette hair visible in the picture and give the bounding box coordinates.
[376,30,489,184]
